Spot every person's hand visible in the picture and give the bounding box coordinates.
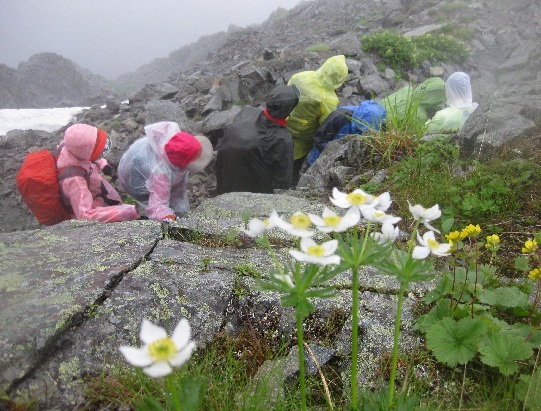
[162,215,176,223]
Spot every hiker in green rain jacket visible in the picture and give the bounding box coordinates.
[380,77,447,126]
[287,55,348,183]
[425,72,478,134]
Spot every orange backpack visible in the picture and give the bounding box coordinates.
[16,145,89,226]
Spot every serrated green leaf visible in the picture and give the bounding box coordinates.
[512,323,541,349]
[478,331,532,375]
[477,286,529,308]
[426,317,486,366]
[515,256,530,272]
[417,299,454,333]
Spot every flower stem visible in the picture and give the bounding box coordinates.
[167,373,181,411]
[388,283,405,409]
[351,265,359,410]
[296,312,307,411]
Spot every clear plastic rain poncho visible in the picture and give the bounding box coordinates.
[425,72,478,134]
[287,55,349,159]
[118,121,190,221]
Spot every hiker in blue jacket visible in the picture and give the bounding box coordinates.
[307,100,386,165]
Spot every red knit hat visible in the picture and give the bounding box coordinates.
[90,129,108,161]
[165,131,202,169]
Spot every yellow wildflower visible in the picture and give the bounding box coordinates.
[445,231,461,249]
[529,268,541,281]
[522,239,538,254]
[485,234,500,252]
[460,224,482,239]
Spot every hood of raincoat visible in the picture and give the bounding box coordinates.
[63,124,100,161]
[145,121,182,166]
[314,55,348,91]
[446,72,474,109]
[266,85,301,119]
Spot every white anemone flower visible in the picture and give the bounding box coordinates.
[359,206,401,225]
[242,210,279,237]
[308,206,360,233]
[372,191,392,211]
[289,237,341,266]
[273,211,314,237]
[408,201,442,232]
[119,318,196,378]
[412,231,451,260]
[371,222,400,244]
[329,187,374,209]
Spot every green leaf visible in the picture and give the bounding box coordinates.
[478,331,533,375]
[515,256,531,272]
[441,217,455,234]
[477,286,529,308]
[512,323,541,349]
[416,298,454,333]
[426,317,486,366]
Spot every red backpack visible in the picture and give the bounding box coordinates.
[16,145,89,226]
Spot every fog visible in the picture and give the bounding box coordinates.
[0,0,304,80]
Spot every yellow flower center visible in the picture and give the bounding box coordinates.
[374,210,385,219]
[307,244,325,257]
[148,338,177,362]
[427,239,440,250]
[346,192,368,206]
[263,219,270,226]
[323,215,341,227]
[290,214,311,229]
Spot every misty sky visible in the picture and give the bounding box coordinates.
[0,0,304,80]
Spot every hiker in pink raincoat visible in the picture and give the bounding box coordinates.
[56,123,140,222]
[117,121,213,222]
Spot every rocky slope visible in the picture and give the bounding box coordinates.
[0,52,113,109]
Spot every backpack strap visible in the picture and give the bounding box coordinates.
[53,143,91,185]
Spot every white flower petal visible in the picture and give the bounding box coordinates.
[432,244,451,256]
[299,237,316,252]
[144,362,173,378]
[119,346,153,367]
[170,341,196,367]
[322,208,336,218]
[423,221,440,233]
[242,218,267,237]
[329,188,351,208]
[289,249,308,262]
[336,206,360,231]
[140,319,167,345]
[308,213,325,226]
[373,192,392,211]
[424,204,442,220]
[322,240,339,255]
[422,231,437,244]
[171,319,191,350]
[318,255,341,266]
[412,246,430,260]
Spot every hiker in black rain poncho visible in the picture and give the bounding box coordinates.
[215,85,300,194]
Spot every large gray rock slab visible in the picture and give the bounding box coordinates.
[172,191,328,246]
[0,219,162,394]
